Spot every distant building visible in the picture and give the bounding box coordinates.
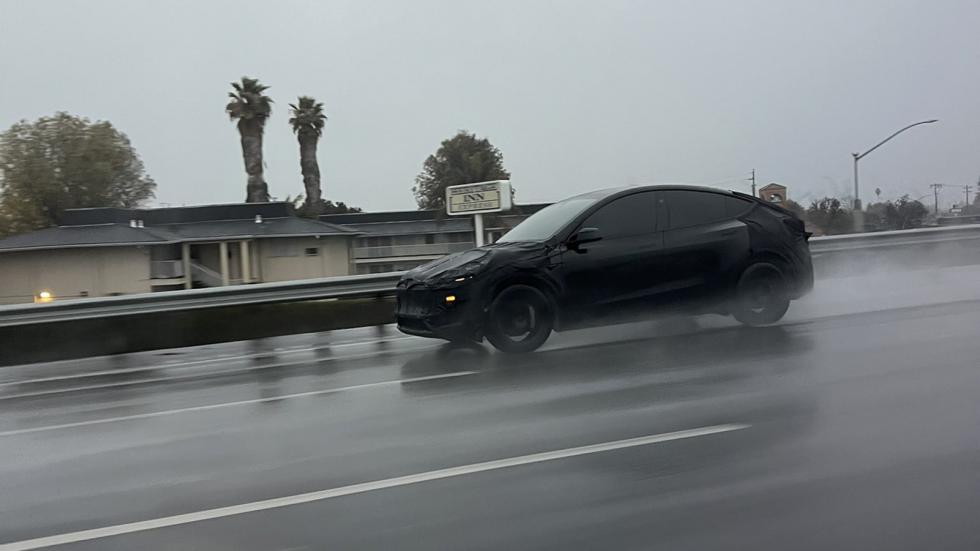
[322,203,549,275]
[758,183,787,203]
[0,201,550,303]
[8,189,811,303]
[321,210,475,274]
[0,203,359,304]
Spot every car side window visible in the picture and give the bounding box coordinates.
[663,190,727,229]
[580,192,656,239]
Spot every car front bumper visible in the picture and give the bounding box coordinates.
[395,283,482,342]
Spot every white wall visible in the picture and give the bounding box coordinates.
[257,236,353,282]
[0,247,151,304]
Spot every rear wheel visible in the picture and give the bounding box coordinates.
[484,285,553,353]
[732,262,790,326]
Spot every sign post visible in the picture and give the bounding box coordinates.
[446,180,512,246]
[473,210,486,247]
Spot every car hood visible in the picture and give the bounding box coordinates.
[402,241,552,287]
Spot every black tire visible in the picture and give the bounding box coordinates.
[484,284,554,354]
[732,262,790,326]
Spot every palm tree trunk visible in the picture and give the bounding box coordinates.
[240,123,269,203]
[298,130,321,210]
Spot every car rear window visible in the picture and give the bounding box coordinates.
[724,195,755,217]
[662,190,727,229]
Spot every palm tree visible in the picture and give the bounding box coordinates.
[226,77,272,202]
[288,96,327,212]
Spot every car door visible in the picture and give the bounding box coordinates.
[657,190,750,305]
[560,191,662,323]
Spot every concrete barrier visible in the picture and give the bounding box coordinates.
[0,297,395,366]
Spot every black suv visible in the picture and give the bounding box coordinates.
[396,185,813,353]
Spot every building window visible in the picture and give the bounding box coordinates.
[304,247,319,256]
[424,234,435,244]
[393,235,418,246]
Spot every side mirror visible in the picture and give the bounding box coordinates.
[568,227,602,251]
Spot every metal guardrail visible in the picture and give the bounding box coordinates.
[808,224,980,253]
[2,224,978,328]
[0,272,404,327]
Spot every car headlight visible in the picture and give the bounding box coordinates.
[432,259,486,286]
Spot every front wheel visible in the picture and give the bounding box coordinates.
[731,262,790,326]
[484,285,554,354]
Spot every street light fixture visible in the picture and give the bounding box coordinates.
[852,119,938,213]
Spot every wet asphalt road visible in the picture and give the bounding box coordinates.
[2,268,980,550]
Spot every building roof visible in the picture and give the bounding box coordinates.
[342,219,474,236]
[0,224,177,251]
[0,202,360,253]
[59,202,297,226]
[321,209,446,225]
[759,183,786,191]
[0,201,558,252]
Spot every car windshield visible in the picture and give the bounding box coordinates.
[498,197,598,243]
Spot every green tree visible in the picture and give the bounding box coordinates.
[864,201,890,229]
[287,194,362,216]
[413,130,510,210]
[891,194,928,229]
[0,112,156,236]
[288,96,327,213]
[866,195,928,230]
[806,197,854,235]
[318,200,362,214]
[226,77,272,203]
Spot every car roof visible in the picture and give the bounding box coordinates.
[566,184,739,202]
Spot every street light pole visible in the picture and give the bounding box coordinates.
[852,119,938,230]
[852,153,860,209]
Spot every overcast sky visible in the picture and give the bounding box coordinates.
[1,0,977,211]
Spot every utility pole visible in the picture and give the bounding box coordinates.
[749,169,756,197]
[964,184,973,210]
[930,183,943,215]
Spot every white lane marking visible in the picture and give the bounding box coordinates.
[0,342,438,401]
[0,424,747,550]
[0,337,417,388]
[0,371,475,437]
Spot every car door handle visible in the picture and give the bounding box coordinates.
[720,229,737,236]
